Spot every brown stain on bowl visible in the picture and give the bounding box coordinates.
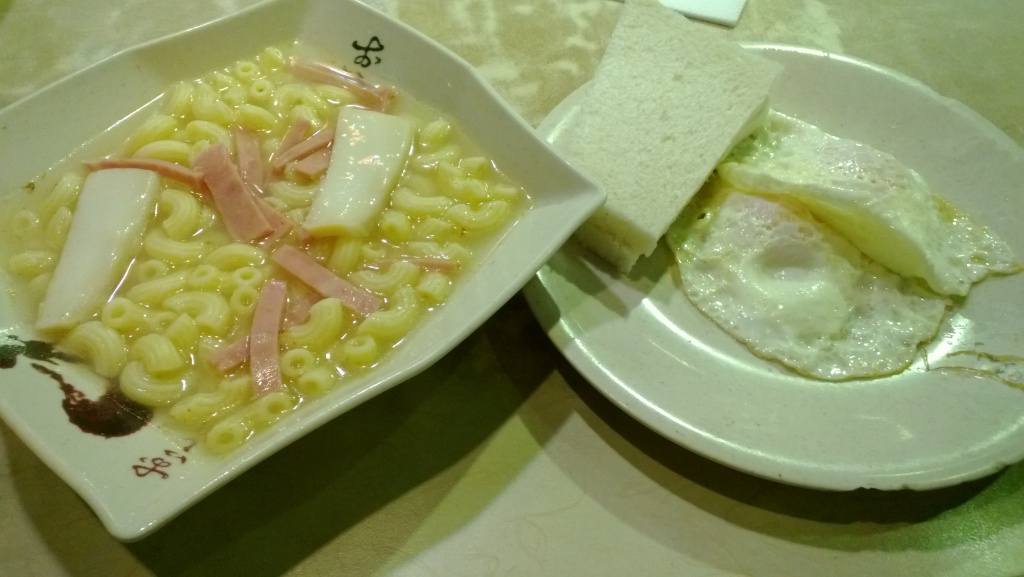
[2,334,151,437]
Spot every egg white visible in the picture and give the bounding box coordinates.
[717,111,1020,296]
[666,181,950,380]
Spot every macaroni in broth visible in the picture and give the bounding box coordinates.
[1,45,528,453]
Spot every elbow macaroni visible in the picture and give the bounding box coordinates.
[232,60,260,83]
[1,45,529,456]
[187,264,227,292]
[205,390,298,453]
[228,284,260,316]
[411,145,461,169]
[133,259,171,284]
[280,348,318,379]
[205,416,251,453]
[169,376,251,427]
[412,217,456,242]
[164,82,193,118]
[295,366,337,397]
[130,333,187,375]
[224,265,266,293]
[268,180,318,209]
[163,313,200,351]
[446,201,511,232]
[281,298,345,351]
[316,83,359,107]
[7,250,54,278]
[327,237,363,276]
[45,206,73,249]
[341,334,379,367]
[236,103,278,132]
[350,261,421,296]
[378,209,413,243]
[257,46,286,73]
[119,361,189,406]
[416,272,452,305]
[357,286,422,342]
[417,118,451,149]
[143,229,210,264]
[184,119,233,149]
[101,297,152,334]
[191,83,235,126]
[125,114,180,155]
[391,187,453,218]
[61,321,128,379]
[248,78,275,104]
[133,140,193,165]
[202,243,266,270]
[164,291,232,336]
[39,172,84,219]
[11,209,40,238]
[159,188,204,239]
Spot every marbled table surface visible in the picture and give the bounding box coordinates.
[2,1,1023,575]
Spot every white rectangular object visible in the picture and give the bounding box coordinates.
[660,0,748,27]
[559,0,780,272]
[303,107,414,237]
[37,168,159,330]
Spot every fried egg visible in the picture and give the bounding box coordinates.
[717,111,1019,296]
[666,180,950,380]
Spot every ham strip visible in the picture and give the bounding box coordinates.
[271,127,334,172]
[208,290,319,374]
[254,196,294,242]
[275,118,312,161]
[250,280,288,396]
[84,158,203,191]
[291,148,331,180]
[228,130,293,242]
[234,128,264,193]
[271,245,382,316]
[208,336,250,373]
[289,58,395,112]
[193,144,272,242]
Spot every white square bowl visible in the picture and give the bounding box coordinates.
[0,0,603,540]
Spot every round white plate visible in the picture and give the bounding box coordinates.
[525,44,1024,491]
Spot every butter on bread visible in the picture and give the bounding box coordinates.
[558,0,781,273]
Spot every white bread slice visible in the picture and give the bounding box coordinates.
[558,0,781,273]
